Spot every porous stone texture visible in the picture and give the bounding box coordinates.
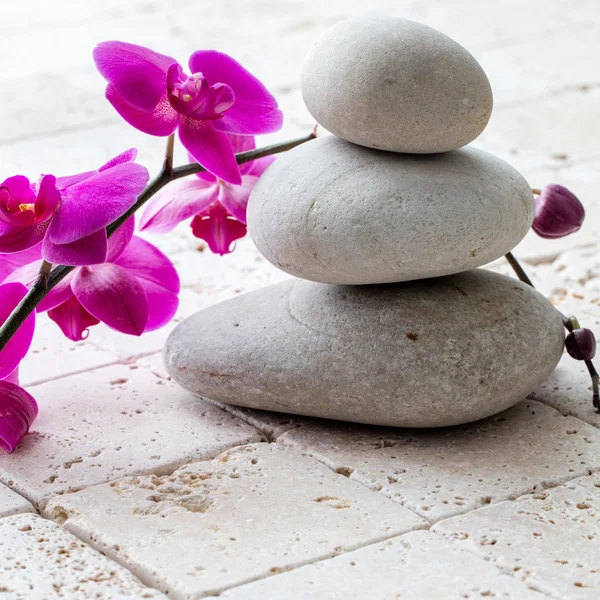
[44,443,426,598]
[280,400,600,521]
[433,473,600,599]
[301,17,493,153]
[165,270,564,428]
[0,483,34,518]
[0,361,262,509]
[532,354,600,428]
[248,137,533,284]
[211,530,545,600]
[0,513,166,599]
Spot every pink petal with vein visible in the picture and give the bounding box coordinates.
[0,380,38,453]
[114,236,180,294]
[55,171,97,189]
[218,175,259,224]
[0,221,48,253]
[106,86,179,136]
[0,245,42,283]
[48,295,100,342]
[106,216,136,262]
[140,280,179,331]
[94,41,176,112]
[189,51,283,135]
[179,118,241,185]
[72,264,149,336]
[48,162,148,245]
[36,273,75,313]
[99,148,138,172]
[0,282,35,380]
[34,174,61,223]
[43,228,108,266]
[139,178,217,233]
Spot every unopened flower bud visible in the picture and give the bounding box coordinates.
[532,184,585,239]
[566,328,597,361]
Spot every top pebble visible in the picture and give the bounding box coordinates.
[301,17,493,154]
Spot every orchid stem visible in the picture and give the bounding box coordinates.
[34,260,52,290]
[0,131,316,354]
[504,251,600,411]
[163,133,175,177]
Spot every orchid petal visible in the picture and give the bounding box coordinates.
[106,86,179,136]
[37,273,75,313]
[94,41,177,112]
[34,174,61,223]
[48,162,148,245]
[48,295,100,342]
[55,171,97,189]
[189,51,283,135]
[218,175,259,224]
[1,175,35,202]
[0,282,35,380]
[114,236,180,294]
[106,216,136,262]
[4,367,19,385]
[191,204,247,255]
[72,263,149,336]
[43,229,108,266]
[0,220,48,253]
[225,135,263,176]
[0,381,38,453]
[139,178,217,233]
[99,148,138,172]
[0,245,42,283]
[246,154,275,178]
[179,118,241,185]
[140,280,179,331]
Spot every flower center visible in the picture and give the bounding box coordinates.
[167,67,235,120]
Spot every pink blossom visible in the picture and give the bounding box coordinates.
[93,41,282,185]
[140,134,273,254]
[0,282,38,453]
[0,149,149,266]
[7,218,180,341]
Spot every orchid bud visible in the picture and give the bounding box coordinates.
[532,184,585,239]
[566,328,597,361]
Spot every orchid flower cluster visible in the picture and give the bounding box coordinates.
[0,41,597,453]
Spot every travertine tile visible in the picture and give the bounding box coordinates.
[212,530,545,600]
[0,483,35,518]
[44,443,426,599]
[0,363,262,509]
[202,398,312,441]
[281,400,600,521]
[19,314,119,387]
[474,88,600,173]
[433,473,600,599]
[0,513,165,598]
[533,354,600,428]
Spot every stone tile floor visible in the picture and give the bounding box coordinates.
[0,0,599,597]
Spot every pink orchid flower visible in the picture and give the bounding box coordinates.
[0,149,149,266]
[140,134,273,255]
[7,218,180,341]
[0,282,38,453]
[93,41,282,185]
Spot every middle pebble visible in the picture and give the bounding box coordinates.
[248,136,534,285]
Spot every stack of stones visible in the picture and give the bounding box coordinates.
[166,18,565,428]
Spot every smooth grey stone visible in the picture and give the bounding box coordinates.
[165,270,564,428]
[248,136,534,285]
[301,17,493,153]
